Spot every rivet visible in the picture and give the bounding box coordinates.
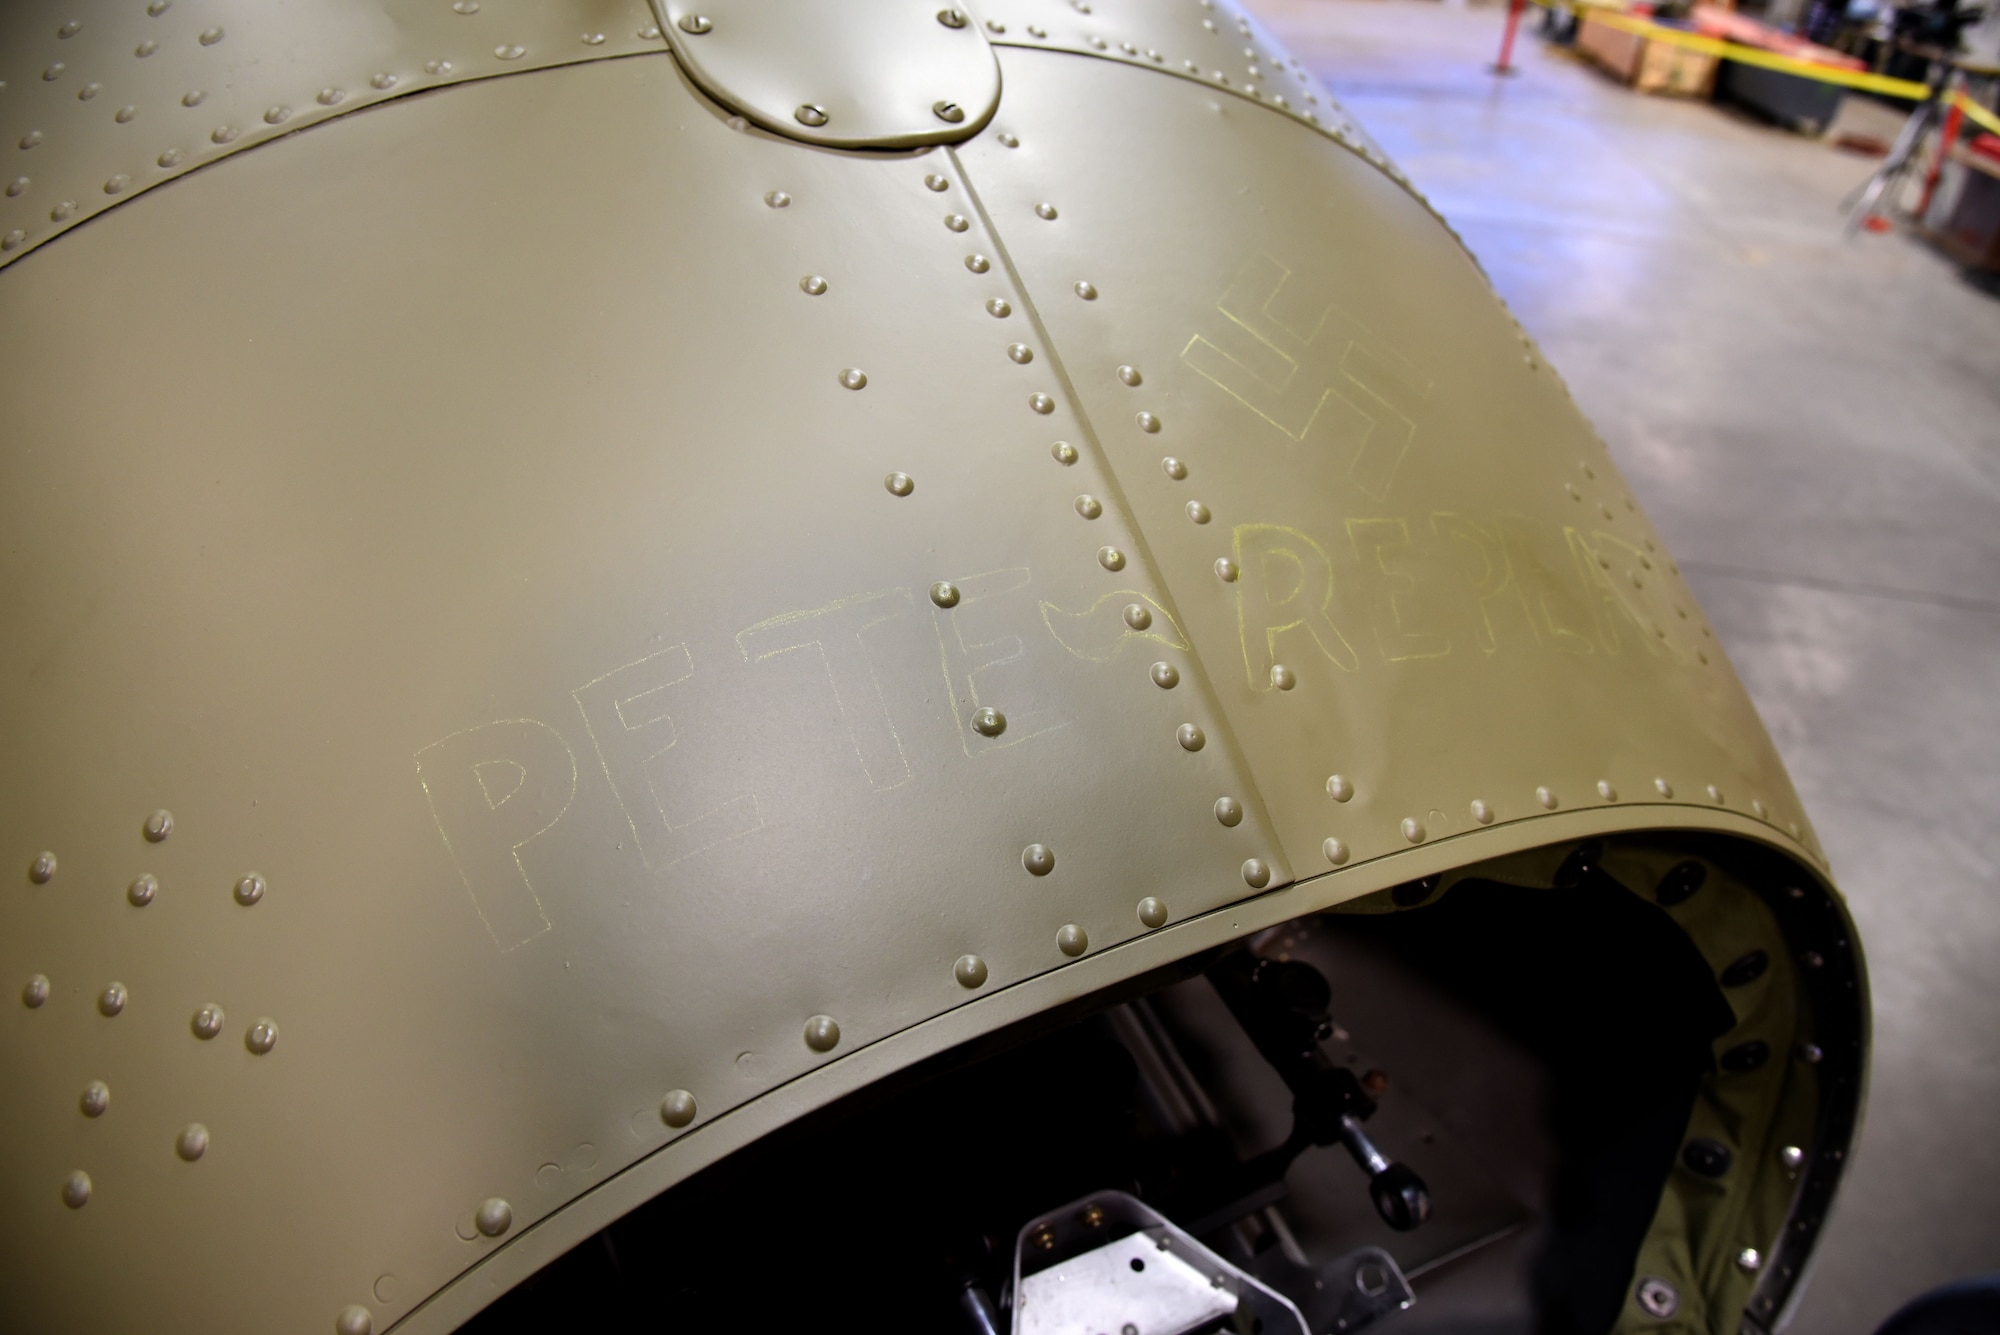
[475,1197,512,1236]
[1596,780,1618,802]
[936,8,968,28]
[1117,365,1143,386]
[1030,25,1048,38]
[1034,202,1058,220]
[101,173,130,195]
[1269,664,1295,690]
[1162,456,1187,480]
[967,254,991,274]
[1401,817,1425,844]
[954,955,988,988]
[23,974,50,1008]
[1654,778,1673,798]
[1779,1145,1804,1170]
[234,873,265,906]
[59,19,83,37]
[794,104,829,127]
[944,213,969,232]
[1327,774,1353,802]
[639,25,661,39]
[1752,798,1769,819]
[1028,393,1056,417]
[371,72,398,89]
[1803,949,1824,968]
[582,31,606,44]
[20,131,45,150]
[998,132,1020,148]
[1470,799,1493,824]
[764,189,790,208]
[425,60,452,75]
[1214,558,1237,582]
[1801,1043,1824,1063]
[1635,1277,1679,1319]
[191,1004,225,1039]
[1186,501,1211,524]
[1536,786,1558,810]
[198,26,224,44]
[1023,844,1055,876]
[136,40,158,57]
[1088,35,1108,49]
[1122,602,1150,630]
[4,178,24,197]
[677,13,712,34]
[971,707,1007,737]
[1008,343,1034,364]
[930,581,960,608]
[1707,784,1724,803]
[183,90,207,106]
[335,1306,373,1335]
[803,1014,840,1051]
[454,1,480,13]
[1097,547,1126,572]
[987,19,1007,33]
[1323,837,1349,865]
[99,983,126,1016]
[841,368,869,390]
[315,89,346,109]
[1737,1248,1762,1274]
[1215,796,1244,827]
[61,1171,91,1209]
[148,0,171,14]
[1177,723,1205,752]
[933,100,966,124]
[245,1018,279,1054]
[29,851,56,884]
[883,472,914,498]
[1136,411,1161,433]
[1242,859,1271,889]
[157,149,183,168]
[78,82,101,101]
[1056,923,1088,957]
[1051,441,1078,465]
[80,1081,109,1118]
[1074,280,1097,299]
[1075,495,1104,521]
[210,126,238,144]
[1150,662,1179,689]
[177,1123,210,1161]
[801,274,827,295]
[1137,897,1168,928]
[660,1089,697,1127]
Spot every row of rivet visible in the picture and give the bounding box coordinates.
[1315,771,1770,860]
[4,22,671,257]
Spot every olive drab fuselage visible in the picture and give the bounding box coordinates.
[0,2,1859,1333]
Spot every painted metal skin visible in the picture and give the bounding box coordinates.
[0,2,1864,1333]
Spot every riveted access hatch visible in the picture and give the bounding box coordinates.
[654,0,1000,147]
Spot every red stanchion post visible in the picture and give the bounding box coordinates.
[1916,93,1964,222]
[1494,0,1529,75]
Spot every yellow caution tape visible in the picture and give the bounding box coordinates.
[1525,0,2000,145]
[1570,8,1933,98]
[1956,88,2000,137]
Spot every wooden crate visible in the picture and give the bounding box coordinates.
[1577,12,1720,98]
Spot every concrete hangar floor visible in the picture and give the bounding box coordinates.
[1241,1,2000,1332]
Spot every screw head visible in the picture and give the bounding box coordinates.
[676,13,711,34]
[932,100,966,124]
[794,104,828,127]
[1736,1248,1762,1273]
[937,7,968,27]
